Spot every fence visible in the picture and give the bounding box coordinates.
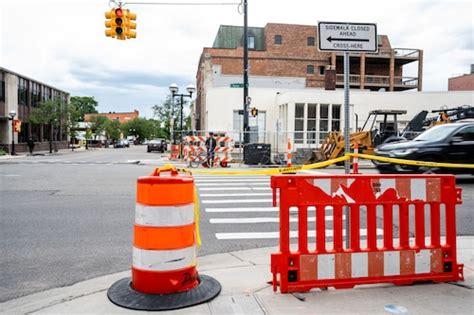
[270,174,464,293]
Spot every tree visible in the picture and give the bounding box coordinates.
[105,119,122,142]
[88,115,108,141]
[29,98,78,153]
[152,95,190,141]
[122,118,159,143]
[70,96,98,121]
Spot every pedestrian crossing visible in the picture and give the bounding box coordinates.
[195,174,383,242]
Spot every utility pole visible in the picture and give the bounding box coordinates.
[243,0,249,144]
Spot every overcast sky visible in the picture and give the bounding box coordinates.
[1,0,472,118]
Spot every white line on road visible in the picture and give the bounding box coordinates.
[210,215,345,224]
[205,206,334,212]
[196,183,269,187]
[200,192,272,197]
[216,229,383,240]
[198,187,271,191]
[195,179,270,183]
[202,199,273,204]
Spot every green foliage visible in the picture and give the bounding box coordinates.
[70,96,98,121]
[105,119,122,141]
[152,94,191,139]
[88,115,108,139]
[122,118,160,142]
[29,98,79,134]
[85,128,93,140]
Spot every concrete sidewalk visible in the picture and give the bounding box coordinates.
[1,237,473,314]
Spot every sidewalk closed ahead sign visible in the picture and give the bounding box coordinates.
[318,22,377,52]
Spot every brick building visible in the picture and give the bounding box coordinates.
[448,65,474,91]
[0,67,70,153]
[195,23,423,130]
[84,110,139,124]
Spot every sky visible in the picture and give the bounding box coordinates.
[0,0,472,118]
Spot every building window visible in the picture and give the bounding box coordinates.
[332,105,341,131]
[18,78,28,106]
[320,104,329,141]
[307,36,315,46]
[294,103,304,144]
[274,35,282,45]
[248,36,255,49]
[319,66,325,75]
[233,110,266,143]
[307,104,317,144]
[0,72,5,102]
[306,65,314,74]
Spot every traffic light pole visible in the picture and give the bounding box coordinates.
[242,0,249,145]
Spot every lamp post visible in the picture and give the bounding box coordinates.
[169,83,195,158]
[8,110,16,155]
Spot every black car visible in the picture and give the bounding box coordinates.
[374,122,474,174]
[147,138,167,153]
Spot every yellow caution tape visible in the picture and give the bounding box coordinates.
[176,155,350,176]
[350,153,474,169]
[193,187,201,248]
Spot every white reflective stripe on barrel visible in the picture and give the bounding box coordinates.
[135,203,195,227]
[133,246,196,271]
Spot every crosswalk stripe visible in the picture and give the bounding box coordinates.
[200,192,272,197]
[198,187,271,191]
[210,215,345,224]
[205,206,335,212]
[202,199,272,204]
[195,179,270,183]
[215,229,383,240]
[196,183,269,187]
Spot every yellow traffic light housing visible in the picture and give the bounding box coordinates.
[105,8,126,40]
[251,107,258,117]
[123,9,137,39]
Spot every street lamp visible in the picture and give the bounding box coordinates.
[8,110,16,155]
[169,83,196,158]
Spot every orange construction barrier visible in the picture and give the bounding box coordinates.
[108,165,221,311]
[169,144,180,160]
[270,174,464,293]
[287,138,292,167]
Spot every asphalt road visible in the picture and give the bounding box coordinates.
[0,146,473,302]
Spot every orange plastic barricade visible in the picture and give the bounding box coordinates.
[169,144,180,160]
[108,166,220,311]
[270,174,464,293]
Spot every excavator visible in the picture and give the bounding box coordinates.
[311,109,407,163]
[310,105,474,163]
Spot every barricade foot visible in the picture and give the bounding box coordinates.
[107,274,221,311]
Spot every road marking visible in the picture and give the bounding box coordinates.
[216,229,383,240]
[196,183,269,187]
[202,199,272,204]
[198,187,271,191]
[205,206,335,212]
[195,179,270,183]
[200,192,272,197]
[0,174,20,177]
[210,215,345,224]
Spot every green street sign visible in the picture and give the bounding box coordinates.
[230,83,244,88]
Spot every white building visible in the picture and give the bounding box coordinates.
[203,87,474,152]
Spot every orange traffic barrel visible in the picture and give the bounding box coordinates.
[108,165,221,311]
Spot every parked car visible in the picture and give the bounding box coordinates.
[373,122,474,174]
[114,140,127,148]
[147,138,167,153]
[122,139,130,147]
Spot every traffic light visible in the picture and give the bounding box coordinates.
[13,119,22,132]
[105,7,125,39]
[123,9,137,39]
[250,107,258,117]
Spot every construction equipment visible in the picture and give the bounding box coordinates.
[399,105,474,140]
[311,110,407,163]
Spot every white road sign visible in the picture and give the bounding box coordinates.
[318,22,377,52]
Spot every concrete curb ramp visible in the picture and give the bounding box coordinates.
[1,241,473,314]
